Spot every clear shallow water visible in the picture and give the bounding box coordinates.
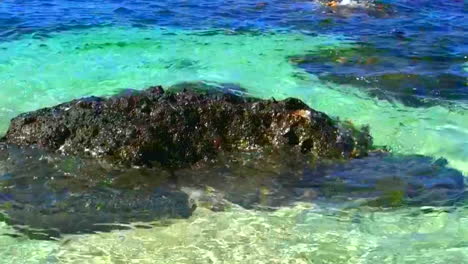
[0,0,467,263]
[0,26,467,173]
[2,205,468,263]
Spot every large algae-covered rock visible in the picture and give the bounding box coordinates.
[3,84,371,167]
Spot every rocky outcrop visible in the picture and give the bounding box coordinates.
[2,84,372,168]
[3,83,464,241]
[0,83,373,239]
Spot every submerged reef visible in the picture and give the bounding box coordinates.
[0,144,193,240]
[1,83,465,240]
[289,45,467,107]
[177,151,466,210]
[3,84,371,168]
[0,82,370,239]
[0,144,465,240]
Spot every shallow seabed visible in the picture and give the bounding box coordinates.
[0,0,467,263]
[2,204,468,263]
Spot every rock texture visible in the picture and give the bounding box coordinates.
[2,84,371,168]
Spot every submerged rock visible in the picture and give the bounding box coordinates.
[0,143,465,240]
[297,152,466,207]
[2,83,463,240]
[2,188,192,240]
[2,84,371,168]
[174,151,467,209]
[289,45,467,107]
[0,144,194,240]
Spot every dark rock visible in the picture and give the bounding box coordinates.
[0,144,194,240]
[296,152,466,207]
[0,143,465,240]
[2,85,371,168]
[2,188,192,240]
[289,45,468,107]
[113,7,134,15]
[173,150,467,210]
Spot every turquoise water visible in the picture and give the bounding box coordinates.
[0,0,467,263]
[0,27,467,173]
[0,25,467,264]
[2,204,468,263]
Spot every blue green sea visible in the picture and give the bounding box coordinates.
[0,0,467,263]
